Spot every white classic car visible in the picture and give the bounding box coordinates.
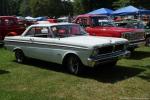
[4,23,130,74]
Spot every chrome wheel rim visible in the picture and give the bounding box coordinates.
[15,51,24,63]
[146,38,150,46]
[68,57,79,74]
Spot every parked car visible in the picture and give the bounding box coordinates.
[115,19,150,46]
[47,18,58,23]
[4,23,130,74]
[73,14,145,51]
[0,16,25,44]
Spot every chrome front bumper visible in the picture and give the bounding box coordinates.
[128,39,145,49]
[87,51,130,67]
[0,40,4,45]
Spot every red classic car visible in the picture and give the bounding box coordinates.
[73,14,145,51]
[0,16,25,44]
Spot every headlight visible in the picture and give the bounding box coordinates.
[124,43,129,50]
[121,32,132,39]
[91,48,99,57]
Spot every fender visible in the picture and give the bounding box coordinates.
[61,51,80,64]
[13,47,22,52]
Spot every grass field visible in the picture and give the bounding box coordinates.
[0,46,150,100]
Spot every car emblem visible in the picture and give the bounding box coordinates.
[110,40,112,43]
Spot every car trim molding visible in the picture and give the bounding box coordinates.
[5,39,89,50]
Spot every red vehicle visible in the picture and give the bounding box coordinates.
[47,18,58,23]
[74,14,145,51]
[0,16,25,44]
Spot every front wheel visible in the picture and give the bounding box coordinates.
[15,50,26,63]
[145,37,150,47]
[66,55,83,75]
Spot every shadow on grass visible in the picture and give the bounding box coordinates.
[17,58,146,83]
[79,65,145,83]
[138,74,150,82]
[137,65,150,82]
[0,70,9,75]
[129,51,150,60]
[16,59,66,73]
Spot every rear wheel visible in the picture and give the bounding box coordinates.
[15,50,26,63]
[66,55,82,75]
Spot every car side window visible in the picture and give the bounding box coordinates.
[25,27,35,37]
[76,17,88,27]
[25,27,52,38]
[51,26,68,38]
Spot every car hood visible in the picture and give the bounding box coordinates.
[5,36,128,49]
[57,36,128,48]
[93,26,143,33]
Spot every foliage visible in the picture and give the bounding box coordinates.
[72,0,85,15]
[19,0,31,16]
[61,1,74,16]
[0,0,150,17]
[113,0,132,9]
[0,0,21,16]
[113,0,150,9]
[73,0,117,15]
[132,0,150,9]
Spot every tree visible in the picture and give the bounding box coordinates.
[73,0,116,15]
[113,0,134,9]
[9,0,22,15]
[132,0,150,9]
[0,0,22,16]
[20,0,31,16]
[0,0,10,15]
[73,0,85,15]
[61,0,74,16]
[113,0,150,9]
[29,0,65,17]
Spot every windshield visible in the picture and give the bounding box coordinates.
[51,25,87,38]
[128,22,145,29]
[116,21,145,29]
[91,17,115,27]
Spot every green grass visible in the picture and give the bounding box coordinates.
[0,46,150,100]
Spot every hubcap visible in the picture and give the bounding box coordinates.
[147,38,150,46]
[15,51,23,63]
[69,57,79,74]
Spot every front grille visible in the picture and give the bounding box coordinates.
[123,32,145,41]
[97,44,124,55]
[114,44,124,51]
[98,46,113,54]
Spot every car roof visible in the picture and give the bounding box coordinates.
[31,22,77,27]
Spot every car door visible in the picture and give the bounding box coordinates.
[22,27,46,58]
[24,26,60,63]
